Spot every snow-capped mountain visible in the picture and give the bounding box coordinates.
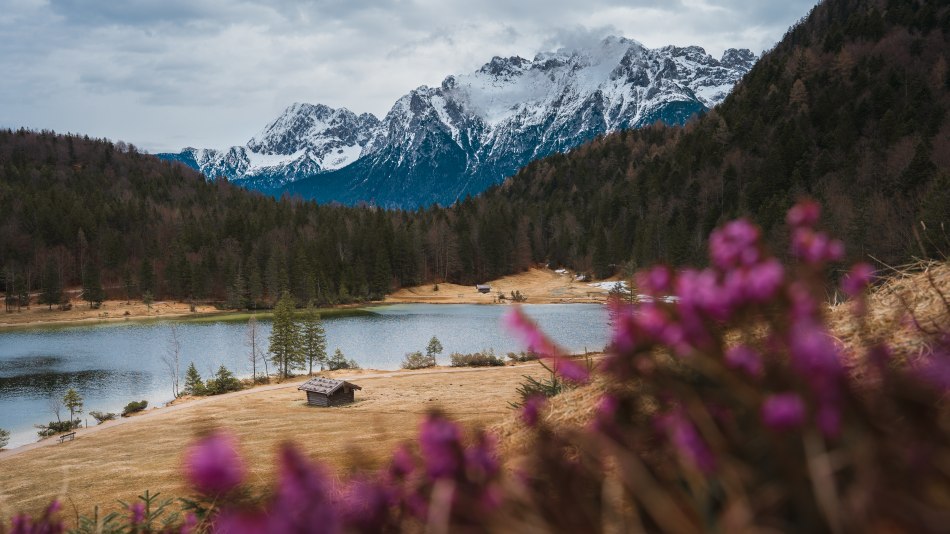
[160,37,756,207]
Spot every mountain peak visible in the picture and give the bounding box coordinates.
[164,35,756,206]
[720,48,757,70]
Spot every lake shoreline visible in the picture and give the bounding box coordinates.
[0,268,613,332]
[0,360,564,459]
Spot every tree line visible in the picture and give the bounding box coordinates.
[1,1,947,311]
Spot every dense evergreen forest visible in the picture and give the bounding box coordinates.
[1,0,947,309]
[472,0,949,277]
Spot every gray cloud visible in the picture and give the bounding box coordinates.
[0,0,818,152]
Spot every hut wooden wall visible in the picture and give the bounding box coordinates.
[305,388,355,407]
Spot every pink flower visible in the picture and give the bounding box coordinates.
[505,307,590,383]
[842,262,875,297]
[464,431,500,481]
[761,393,806,431]
[521,395,546,426]
[636,265,672,295]
[655,409,716,474]
[388,445,416,480]
[786,199,821,228]
[789,320,843,386]
[744,259,784,302]
[271,444,339,532]
[129,502,145,526]
[709,219,761,269]
[816,403,841,439]
[420,414,464,478]
[725,345,763,378]
[791,228,845,264]
[184,431,245,495]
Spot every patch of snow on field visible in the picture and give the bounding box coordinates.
[587,281,679,303]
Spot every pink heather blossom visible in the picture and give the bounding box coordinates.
[271,444,340,532]
[676,268,732,322]
[788,281,819,321]
[789,320,843,386]
[184,431,245,495]
[9,501,64,534]
[709,219,761,269]
[129,502,145,526]
[656,410,716,474]
[592,395,621,439]
[636,265,672,295]
[634,305,686,351]
[420,414,464,478]
[180,513,197,534]
[786,199,821,228]
[388,445,416,479]
[610,307,638,353]
[816,404,841,439]
[842,262,875,297]
[791,228,845,264]
[725,345,763,378]
[464,431,500,481]
[913,351,950,393]
[505,307,590,383]
[744,259,785,302]
[521,395,546,426]
[761,393,806,431]
[342,476,393,530]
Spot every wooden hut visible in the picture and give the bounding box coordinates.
[298,377,362,407]
[476,284,492,293]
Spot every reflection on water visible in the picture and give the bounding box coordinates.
[0,354,65,374]
[0,369,149,398]
[0,304,608,449]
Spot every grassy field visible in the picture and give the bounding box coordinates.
[0,364,548,523]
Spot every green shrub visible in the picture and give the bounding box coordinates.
[327,348,360,371]
[402,351,436,370]
[122,400,148,417]
[36,419,80,438]
[89,411,117,424]
[507,350,539,363]
[205,365,242,395]
[449,349,505,367]
[182,362,206,396]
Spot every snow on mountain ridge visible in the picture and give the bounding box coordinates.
[160,36,756,205]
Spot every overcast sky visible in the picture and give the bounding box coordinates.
[0,0,818,153]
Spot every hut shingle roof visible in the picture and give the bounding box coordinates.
[297,377,362,395]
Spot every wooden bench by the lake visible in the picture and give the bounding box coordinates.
[58,432,76,443]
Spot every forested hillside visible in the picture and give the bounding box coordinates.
[1,0,947,309]
[467,0,949,277]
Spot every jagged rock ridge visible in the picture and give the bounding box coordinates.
[160,37,756,208]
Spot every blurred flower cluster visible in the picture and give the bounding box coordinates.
[7,201,950,533]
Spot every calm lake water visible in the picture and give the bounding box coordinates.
[0,303,608,449]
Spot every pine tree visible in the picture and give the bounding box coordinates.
[81,266,105,309]
[206,365,242,395]
[268,292,302,380]
[139,257,155,296]
[300,304,327,375]
[62,388,83,423]
[426,336,443,366]
[39,257,62,310]
[183,362,205,396]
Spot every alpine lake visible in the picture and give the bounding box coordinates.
[0,303,609,449]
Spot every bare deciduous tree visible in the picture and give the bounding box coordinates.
[162,324,182,398]
[246,315,267,382]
